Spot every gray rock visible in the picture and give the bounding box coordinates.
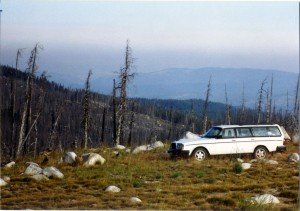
[82,153,105,167]
[60,152,77,164]
[0,178,7,186]
[265,160,278,165]
[105,185,120,192]
[24,164,43,176]
[241,163,251,170]
[5,161,15,168]
[251,194,280,204]
[30,174,49,181]
[237,158,244,163]
[288,153,299,163]
[43,166,64,179]
[129,197,142,203]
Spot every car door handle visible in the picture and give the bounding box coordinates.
[232,140,236,142]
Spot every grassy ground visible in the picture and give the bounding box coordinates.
[1,142,299,210]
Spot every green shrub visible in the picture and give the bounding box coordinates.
[233,162,243,174]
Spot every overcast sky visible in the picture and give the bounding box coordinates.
[1,1,299,82]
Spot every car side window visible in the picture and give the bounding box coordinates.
[222,129,236,138]
[236,128,252,137]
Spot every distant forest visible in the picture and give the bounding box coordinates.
[0,61,298,160]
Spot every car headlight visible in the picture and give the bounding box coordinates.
[177,143,184,150]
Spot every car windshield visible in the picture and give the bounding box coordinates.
[203,127,222,138]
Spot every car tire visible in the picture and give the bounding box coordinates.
[192,147,208,161]
[254,146,268,159]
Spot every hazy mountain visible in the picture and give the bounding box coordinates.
[91,67,297,108]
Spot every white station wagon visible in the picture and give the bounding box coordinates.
[168,124,286,161]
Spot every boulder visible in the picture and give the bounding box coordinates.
[237,158,244,163]
[129,197,142,203]
[43,166,64,179]
[265,160,278,165]
[132,145,148,154]
[104,185,120,192]
[288,153,299,163]
[241,163,251,170]
[182,131,200,139]
[60,152,77,165]
[5,161,15,168]
[251,194,280,204]
[3,176,10,182]
[0,178,7,187]
[24,163,43,176]
[82,153,105,167]
[115,145,126,150]
[30,174,50,181]
[151,141,164,149]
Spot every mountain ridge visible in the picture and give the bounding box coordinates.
[91,67,297,108]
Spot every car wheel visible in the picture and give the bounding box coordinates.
[192,148,208,161]
[254,146,268,159]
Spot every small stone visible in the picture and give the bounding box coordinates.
[237,158,244,163]
[129,197,142,203]
[0,178,8,186]
[251,194,280,204]
[105,185,120,192]
[241,163,251,170]
[30,174,50,181]
[265,160,278,165]
[5,161,15,168]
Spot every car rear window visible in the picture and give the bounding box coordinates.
[251,126,281,137]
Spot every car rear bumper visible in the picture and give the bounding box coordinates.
[276,146,286,152]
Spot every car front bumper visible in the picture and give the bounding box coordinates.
[168,149,190,157]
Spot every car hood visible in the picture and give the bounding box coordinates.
[173,137,214,145]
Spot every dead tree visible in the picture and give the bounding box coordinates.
[224,84,231,125]
[266,74,273,123]
[239,83,246,125]
[112,79,117,146]
[82,70,92,149]
[115,40,135,146]
[201,76,212,133]
[100,107,106,145]
[16,44,41,158]
[128,102,135,146]
[257,77,267,124]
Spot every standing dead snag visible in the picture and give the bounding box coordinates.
[115,40,135,146]
[257,77,267,124]
[201,76,212,134]
[16,44,42,158]
[82,70,92,149]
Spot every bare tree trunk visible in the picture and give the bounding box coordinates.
[239,83,246,124]
[16,44,40,158]
[257,77,267,124]
[112,79,117,146]
[82,70,92,149]
[128,102,135,146]
[101,107,106,145]
[115,40,135,146]
[201,76,211,133]
[224,84,231,125]
[266,74,273,123]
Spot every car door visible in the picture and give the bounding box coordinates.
[213,128,238,155]
[235,127,255,153]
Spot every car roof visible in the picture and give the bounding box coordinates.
[214,124,279,129]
